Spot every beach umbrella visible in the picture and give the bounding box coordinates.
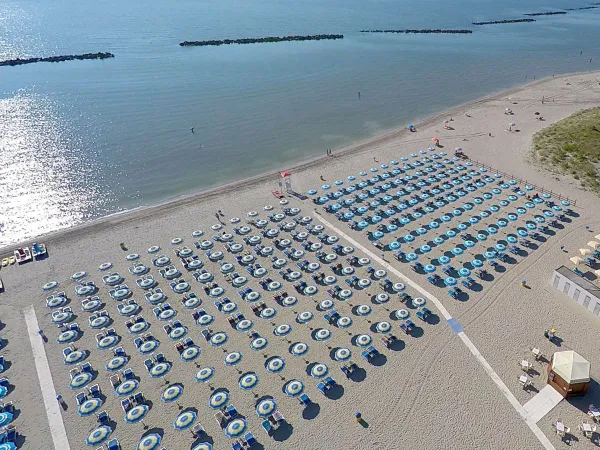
[420,245,432,254]
[297,312,313,324]
[356,334,372,347]
[393,282,405,292]
[334,348,352,362]
[376,322,391,333]
[444,277,457,287]
[78,399,102,417]
[239,372,259,390]
[471,259,483,268]
[284,380,304,398]
[517,229,528,237]
[464,240,475,248]
[451,247,464,256]
[116,379,139,396]
[484,251,496,260]
[423,264,436,274]
[507,235,518,244]
[495,243,506,252]
[446,230,456,238]
[337,316,353,328]
[173,411,197,431]
[137,433,162,450]
[209,391,229,409]
[416,227,428,235]
[458,267,471,277]
[70,372,93,389]
[225,418,247,438]
[406,253,418,262]
[149,362,171,378]
[438,255,450,265]
[64,350,87,365]
[395,309,409,320]
[580,248,592,256]
[274,324,292,337]
[404,234,415,243]
[42,281,59,291]
[195,367,215,384]
[476,233,487,241]
[86,426,112,446]
[182,346,200,362]
[224,352,242,367]
[412,297,426,308]
[139,340,159,355]
[256,398,277,418]
[161,384,183,404]
[125,404,149,425]
[588,241,600,250]
[291,342,309,357]
[250,337,268,352]
[266,357,285,373]
[311,363,329,379]
[570,256,583,266]
[356,305,372,316]
[315,329,332,342]
[210,332,228,347]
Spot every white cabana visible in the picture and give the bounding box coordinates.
[552,351,590,384]
[588,241,600,250]
[570,256,583,265]
[580,248,592,256]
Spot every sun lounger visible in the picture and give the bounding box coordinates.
[261,419,273,436]
[214,411,227,429]
[76,392,86,405]
[122,368,134,380]
[88,384,101,397]
[107,438,120,450]
[299,393,311,406]
[191,423,205,438]
[97,411,109,425]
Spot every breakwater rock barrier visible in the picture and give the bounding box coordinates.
[524,11,567,16]
[360,29,472,34]
[0,52,114,67]
[473,19,536,25]
[180,34,344,47]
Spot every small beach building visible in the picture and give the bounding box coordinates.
[547,350,590,398]
[552,265,600,318]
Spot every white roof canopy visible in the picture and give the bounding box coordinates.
[552,351,590,384]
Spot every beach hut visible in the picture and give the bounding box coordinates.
[547,350,590,398]
[570,257,583,266]
[588,241,600,250]
[580,248,592,256]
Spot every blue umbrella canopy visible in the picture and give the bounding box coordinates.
[256,398,277,417]
[266,357,286,373]
[250,337,268,351]
[438,255,450,264]
[86,426,112,446]
[209,391,230,409]
[290,342,309,356]
[78,398,102,417]
[471,259,484,268]
[106,356,128,371]
[137,433,162,450]
[182,346,200,362]
[125,404,149,424]
[311,363,329,378]
[70,372,93,389]
[116,379,139,397]
[356,334,372,347]
[224,352,242,366]
[209,332,228,347]
[356,305,372,316]
[161,384,183,404]
[149,362,171,378]
[444,277,457,286]
[458,268,471,277]
[334,348,352,361]
[239,372,259,390]
[284,379,304,397]
[173,411,197,431]
[0,413,13,427]
[451,247,464,256]
[195,367,215,383]
[225,418,247,438]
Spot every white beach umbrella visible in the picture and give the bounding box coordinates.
[570,256,583,265]
[580,248,592,256]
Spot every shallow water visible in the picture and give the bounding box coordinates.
[0,0,598,246]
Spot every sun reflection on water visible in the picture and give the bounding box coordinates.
[0,92,113,247]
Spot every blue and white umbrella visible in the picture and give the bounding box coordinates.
[106,356,128,371]
[406,253,418,262]
[139,340,159,355]
[284,380,304,397]
[311,363,329,379]
[297,312,313,324]
[125,404,149,424]
[444,277,457,287]
[162,384,183,404]
[225,418,247,438]
[274,324,292,337]
[495,243,506,252]
[52,311,73,324]
[487,227,498,235]
[356,304,372,316]
[471,259,484,268]
[266,357,285,373]
[224,352,242,366]
[209,391,230,409]
[291,342,309,357]
[70,372,93,389]
[395,309,409,320]
[150,362,171,378]
[429,221,440,229]
[116,379,139,396]
[65,350,87,364]
[137,433,162,450]
[182,346,200,362]
[484,251,496,260]
[78,398,102,417]
[404,234,415,243]
[464,240,476,248]
[210,332,228,347]
[86,426,112,446]
[412,297,426,307]
[42,281,59,291]
[334,348,352,361]
[239,372,259,390]
[446,230,456,238]
[356,334,372,347]
[260,307,276,319]
[438,255,450,265]
[451,247,464,256]
[256,398,277,417]
[195,367,215,383]
[315,329,332,341]
[337,316,353,328]
[97,335,120,350]
[517,229,528,237]
[250,337,268,352]
[173,411,197,431]
[420,245,432,254]
[458,268,471,277]
[507,235,518,244]
[476,233,488,241]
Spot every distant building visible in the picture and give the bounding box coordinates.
[552,265,600,317]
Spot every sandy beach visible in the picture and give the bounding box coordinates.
[2,71,600,450]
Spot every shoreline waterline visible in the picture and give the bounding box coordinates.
[1,69,595,254]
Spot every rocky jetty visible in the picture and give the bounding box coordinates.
[524,11,567,16]
[180,34,344,47]
[565,6,597,10]
[473,19,536,25]
[360,29,472,34]
[0,52,114,67]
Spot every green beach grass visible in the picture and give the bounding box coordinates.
[531,108,600,193]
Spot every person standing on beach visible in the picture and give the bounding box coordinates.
[191,127,195,133]
[358,91,361,100]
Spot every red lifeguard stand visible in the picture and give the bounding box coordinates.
[279,171,292,192]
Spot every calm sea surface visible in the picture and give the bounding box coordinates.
[0,0,598,246]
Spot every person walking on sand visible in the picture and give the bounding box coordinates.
[373,157,378,163]
[358,91,361,100]
[191,127,194,133]
[320,175,326,181]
